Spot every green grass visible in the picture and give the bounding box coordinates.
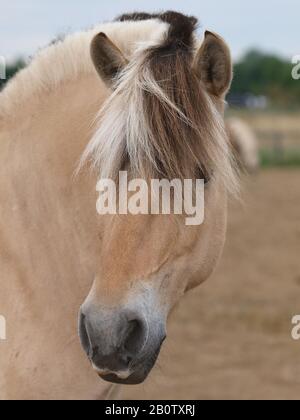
[260,149,300,167]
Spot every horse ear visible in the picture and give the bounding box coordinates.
[193,31,232,97]
[90,32,128,86]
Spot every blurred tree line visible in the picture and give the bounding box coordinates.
[0,58,26,90]
[1,50,299,109]
[230,50,300,109]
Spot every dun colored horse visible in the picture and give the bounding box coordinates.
[0,11,237,399]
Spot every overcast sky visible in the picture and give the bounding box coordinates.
[1,0,299,62]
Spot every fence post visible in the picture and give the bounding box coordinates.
[273,131,284,164]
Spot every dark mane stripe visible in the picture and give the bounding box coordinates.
[112,12,221,182]
[116,12,159,22]
[116,11,198,50]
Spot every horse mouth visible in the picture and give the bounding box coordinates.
[98,371,146,385]
[96,343,163,385]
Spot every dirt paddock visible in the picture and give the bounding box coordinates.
[123,169,300,400]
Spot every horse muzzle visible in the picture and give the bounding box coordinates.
[78,304,166,385]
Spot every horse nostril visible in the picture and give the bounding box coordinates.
[78,310,92,357]
[123,319,146,355]
[92,345,99,360]
[124,354,133,365]
[78,308,150,374]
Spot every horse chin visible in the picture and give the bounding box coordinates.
[97,359,156,385]
[97,343,163,385]
[98,371,147,385]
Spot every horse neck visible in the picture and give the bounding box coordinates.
[3,71,106,167]
[0,73,106,300]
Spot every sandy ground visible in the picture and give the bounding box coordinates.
[123,169,300,400]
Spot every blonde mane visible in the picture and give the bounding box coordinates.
[0,19,169,119]
[0,13,238,195]
[80,13,239,195]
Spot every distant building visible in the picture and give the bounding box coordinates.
[227,93,268,109]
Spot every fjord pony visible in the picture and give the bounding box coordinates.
[0,12,237,399]
[226,117,259,173]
